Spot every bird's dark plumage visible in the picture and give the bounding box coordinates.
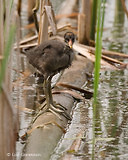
[26,39,74,78]
[26,32,75,120]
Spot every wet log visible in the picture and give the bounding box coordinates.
[22,55,93,160]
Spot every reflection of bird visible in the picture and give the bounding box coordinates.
[26,32,75,119]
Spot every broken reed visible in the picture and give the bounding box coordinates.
[0,1,18,159]
[0,0,16,92]
[0,26,16,92]
[92,0,106,159]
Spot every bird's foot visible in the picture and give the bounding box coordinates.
[40,101,71,120]
[50,102,71,120]
[52,101,68,111]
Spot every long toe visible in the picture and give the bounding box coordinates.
[53,101,67,111]
[61,111,72,120]
[50,104,64,113]
[50,103,71,120]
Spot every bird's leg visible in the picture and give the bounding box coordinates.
[47,76,53,106]
[43,76,71,120]
[43,78,50,109]
[47,76,66,112]
[42,77,61,112]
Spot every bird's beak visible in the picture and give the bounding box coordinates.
[68,39,73,48]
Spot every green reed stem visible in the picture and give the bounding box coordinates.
[0,25,16,92]
[92,0,106,159]
[90,0,97,41]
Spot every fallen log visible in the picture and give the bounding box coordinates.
[22,55,93,160]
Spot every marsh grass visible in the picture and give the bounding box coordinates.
[90,0,97,41]
[0,0,16,91]
[92,0,106,159]
[0,1,17,158]
[0,25,16,92]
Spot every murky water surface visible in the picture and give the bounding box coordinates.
[14,0,128,160]
[51,1,128,160]
[50,67,128,160]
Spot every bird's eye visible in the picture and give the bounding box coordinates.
[65,38,69,43]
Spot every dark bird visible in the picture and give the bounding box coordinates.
[26,32,75,119]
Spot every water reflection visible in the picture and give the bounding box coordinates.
[96,2,128,158]
[52,0,128,159]
[93,69,128,159]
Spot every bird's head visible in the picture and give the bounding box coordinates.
[64,32,75,48]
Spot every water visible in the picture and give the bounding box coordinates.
[14,0,128,159]
[94,69,128,160]
[51,0,128,160]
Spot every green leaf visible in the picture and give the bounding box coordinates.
[0,25,16,92]
[92,0,106,159]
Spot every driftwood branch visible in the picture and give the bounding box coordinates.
[73,42,128,69]
[61,131,84,159]
[56,82,93,99]
[83,44,128,59]
[73,42,117,69]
